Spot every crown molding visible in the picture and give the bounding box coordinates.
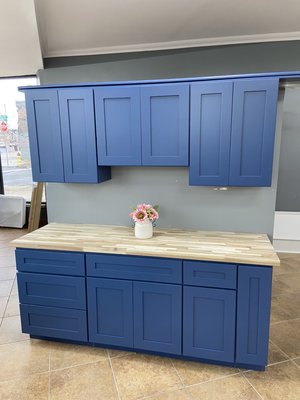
[43,31,300,58]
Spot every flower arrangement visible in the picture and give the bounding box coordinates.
[130,203,159,224]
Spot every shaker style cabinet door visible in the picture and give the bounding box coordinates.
[183,286,236,362]
[58,89,110,183]
[133,281,182,354]
[189,81,233,185]
[141,84,189,166]
[24,89,64,182]
[236,265,272,368]
[87,277,133,347]
[229,78,279,186]
[95,86,142,165]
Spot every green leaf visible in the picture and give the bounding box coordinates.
[153,204,159,211]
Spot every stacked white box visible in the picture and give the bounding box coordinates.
[0,195,26,228]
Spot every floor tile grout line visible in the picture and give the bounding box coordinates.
[170,360,185,388]
[49,356,110,373]
[2,277,16,318]
[48,353,51,400]
[290,359,300,369]
[182,370,242,390]
[108,352,122,400]
[270,316,300,326]
[269,339,291,360]
[242,373,265,400]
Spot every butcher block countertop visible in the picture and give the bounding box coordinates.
[10,223,280,267]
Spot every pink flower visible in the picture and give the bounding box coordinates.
[130,208,148,222]
[130,203,159,223]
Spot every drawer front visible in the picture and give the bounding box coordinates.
[86,253,182,284]
[20,304,87,341]
[183,261,237,289]
[16,249,85,276]
[17,273,86,310]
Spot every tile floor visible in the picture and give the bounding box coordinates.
[0,227,299,399]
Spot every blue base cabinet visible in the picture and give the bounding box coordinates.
[87,277,133,347]
[133,281,182,354]
[15,248,273,370]
[236,265,272,368]
[183,286,236,362]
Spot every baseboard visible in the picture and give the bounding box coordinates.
[273,239,300,253]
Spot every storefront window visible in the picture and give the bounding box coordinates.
[0,77,37,201]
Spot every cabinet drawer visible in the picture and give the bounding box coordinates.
[20,304,87,341]
[17,273,86,310]
[86,253,182,284]
[183,261,237,289]
[16,249,85,276]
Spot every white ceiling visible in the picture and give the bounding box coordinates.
[1,0,300,76]
[0,0,43,77]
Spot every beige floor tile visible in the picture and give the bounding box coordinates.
[111,353,182,400]
[268,341,289,365]
[108,348,133,359]
[144,388,191,400]
[270,319,300,358]
[0,315,28,344]
[272,291,300,321]
[270,300,292,324]
[0,372,49,400]
[245,360,300,400]
[272,273,300,297]
[50,359,118,400]
[10,279,18,296]
[0,340,49,381]
[4,295,20,317]
[172,358,237,386]
[293,358,300,367]
[0,255,16,268]
[0,280,14,296]
[49,341,107,370]
[275,254,300,276]
[187,373,260,400]
[0,267,16,281]
[0,296,8,318]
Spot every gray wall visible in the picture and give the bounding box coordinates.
[276,87,300,211]
[39,41,295,237]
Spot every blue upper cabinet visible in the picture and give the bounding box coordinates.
[59,89,110,183]
[189,78,278,187]
[189,81,233,185]
[229,78,279,186]
[141,84,189,166]
[23,88,110,183]
[95,86,142,166]
[24,89,64,182]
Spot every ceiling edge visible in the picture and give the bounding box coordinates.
[43,31,300,58]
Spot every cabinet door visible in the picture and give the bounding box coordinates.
[95,86,141,165]
[87,277,133,347]
[24,89,64,182]
[59,89,110,183]
[183,286,236,362]
[189,81,233,186]
[133,281,182,354]
[141,84,189,166]
[236,265,272,368]
[230,78,279,186]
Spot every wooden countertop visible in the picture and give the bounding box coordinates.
[10,223,280,267]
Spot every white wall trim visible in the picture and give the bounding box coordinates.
[43,31,300,58]
[273,211,300,253]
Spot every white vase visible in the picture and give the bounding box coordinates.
[134,219,153,239]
